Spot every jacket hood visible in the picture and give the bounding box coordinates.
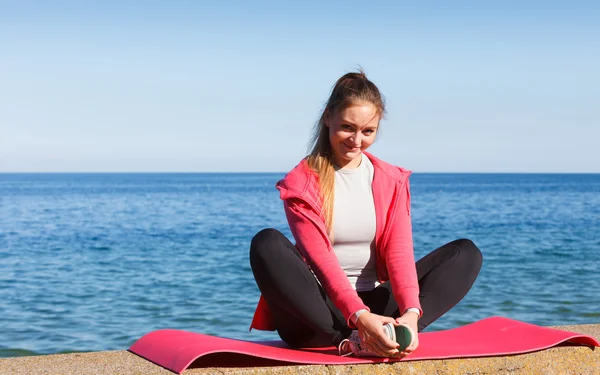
[275,157,315,201]
[276,152,411,202]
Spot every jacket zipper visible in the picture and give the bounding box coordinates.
[380,180,402,255]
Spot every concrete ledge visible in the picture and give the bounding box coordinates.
[1,324,598,375]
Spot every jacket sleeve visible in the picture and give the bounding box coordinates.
[283,198,369,324]
[385,179,422,316]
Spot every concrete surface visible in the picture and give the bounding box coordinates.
[0,323,598,375]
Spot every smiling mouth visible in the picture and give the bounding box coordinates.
[344,144,360,151]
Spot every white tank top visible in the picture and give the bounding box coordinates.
[332,154,380,291]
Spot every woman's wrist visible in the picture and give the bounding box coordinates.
[403,308,421,320]
[351,309,369,326]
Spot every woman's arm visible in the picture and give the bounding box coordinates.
[385,180,422,316]
[283,198,369,324]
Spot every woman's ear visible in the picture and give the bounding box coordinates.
[323,108,331,127]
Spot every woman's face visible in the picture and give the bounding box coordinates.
[326,101,380,169]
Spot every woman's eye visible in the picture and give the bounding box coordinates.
[341,124,353,130]
[364,129,374,135]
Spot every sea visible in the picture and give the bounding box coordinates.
[1,173,599,358]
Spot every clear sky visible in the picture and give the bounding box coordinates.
[1,1,598,172]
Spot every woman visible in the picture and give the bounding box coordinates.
[249,70,482,358]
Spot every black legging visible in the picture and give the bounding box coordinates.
[250,228,483,348]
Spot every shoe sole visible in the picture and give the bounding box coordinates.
[388,323,414,351]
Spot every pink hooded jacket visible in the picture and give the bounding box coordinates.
[250,152,421,331]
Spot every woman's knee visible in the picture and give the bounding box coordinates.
[450,238,483,271]
[249,228,286,263]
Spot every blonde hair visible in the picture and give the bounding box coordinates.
[306,70,386,237]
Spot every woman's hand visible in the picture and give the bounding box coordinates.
[355,311,400,357]
[395,311,420,356]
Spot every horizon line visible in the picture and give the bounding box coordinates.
[2,171,600,175]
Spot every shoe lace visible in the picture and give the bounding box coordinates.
[338,339,353,357]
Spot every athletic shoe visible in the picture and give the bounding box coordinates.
[338,323,415,357]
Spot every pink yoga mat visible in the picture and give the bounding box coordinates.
[129,316,599,374]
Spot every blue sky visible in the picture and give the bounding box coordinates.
[1,1,598,172]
